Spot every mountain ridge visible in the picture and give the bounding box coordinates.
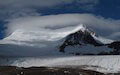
[59,25,120,55]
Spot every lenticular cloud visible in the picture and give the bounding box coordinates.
[0,13,120,45]
[4,14,120,40]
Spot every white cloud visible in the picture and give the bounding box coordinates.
[0,13,119,46]
[5,14,120,36]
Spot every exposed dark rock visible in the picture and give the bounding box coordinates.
[59,26,120,55]
[0,66,106,75]
[107,41,120,55]
[59,27,103,53]
[75,53,81,55]
[97,51,110,55]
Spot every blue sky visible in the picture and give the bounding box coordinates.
[0,0,120,39]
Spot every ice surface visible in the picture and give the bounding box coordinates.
[0,55,120,73]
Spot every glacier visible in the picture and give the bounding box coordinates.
[0,55,120,73]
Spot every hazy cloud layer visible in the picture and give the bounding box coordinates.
[5,14,120,33]
[0,0,99,20]
[0,0,99,8]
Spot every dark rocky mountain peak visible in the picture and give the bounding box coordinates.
[59,25,104,53]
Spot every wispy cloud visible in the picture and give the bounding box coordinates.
[0,0,99,20]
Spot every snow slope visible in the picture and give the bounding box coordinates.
[0,55,120,73]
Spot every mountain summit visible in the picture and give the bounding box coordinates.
[59,25,120,55]
[59,25,103,52]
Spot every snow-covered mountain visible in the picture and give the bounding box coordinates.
[0,24,120,56]
[60,25,105,52]
[59,25,120,55]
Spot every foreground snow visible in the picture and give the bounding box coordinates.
[0,55,120,73]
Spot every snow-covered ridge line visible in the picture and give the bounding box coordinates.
[92,35,114,44]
